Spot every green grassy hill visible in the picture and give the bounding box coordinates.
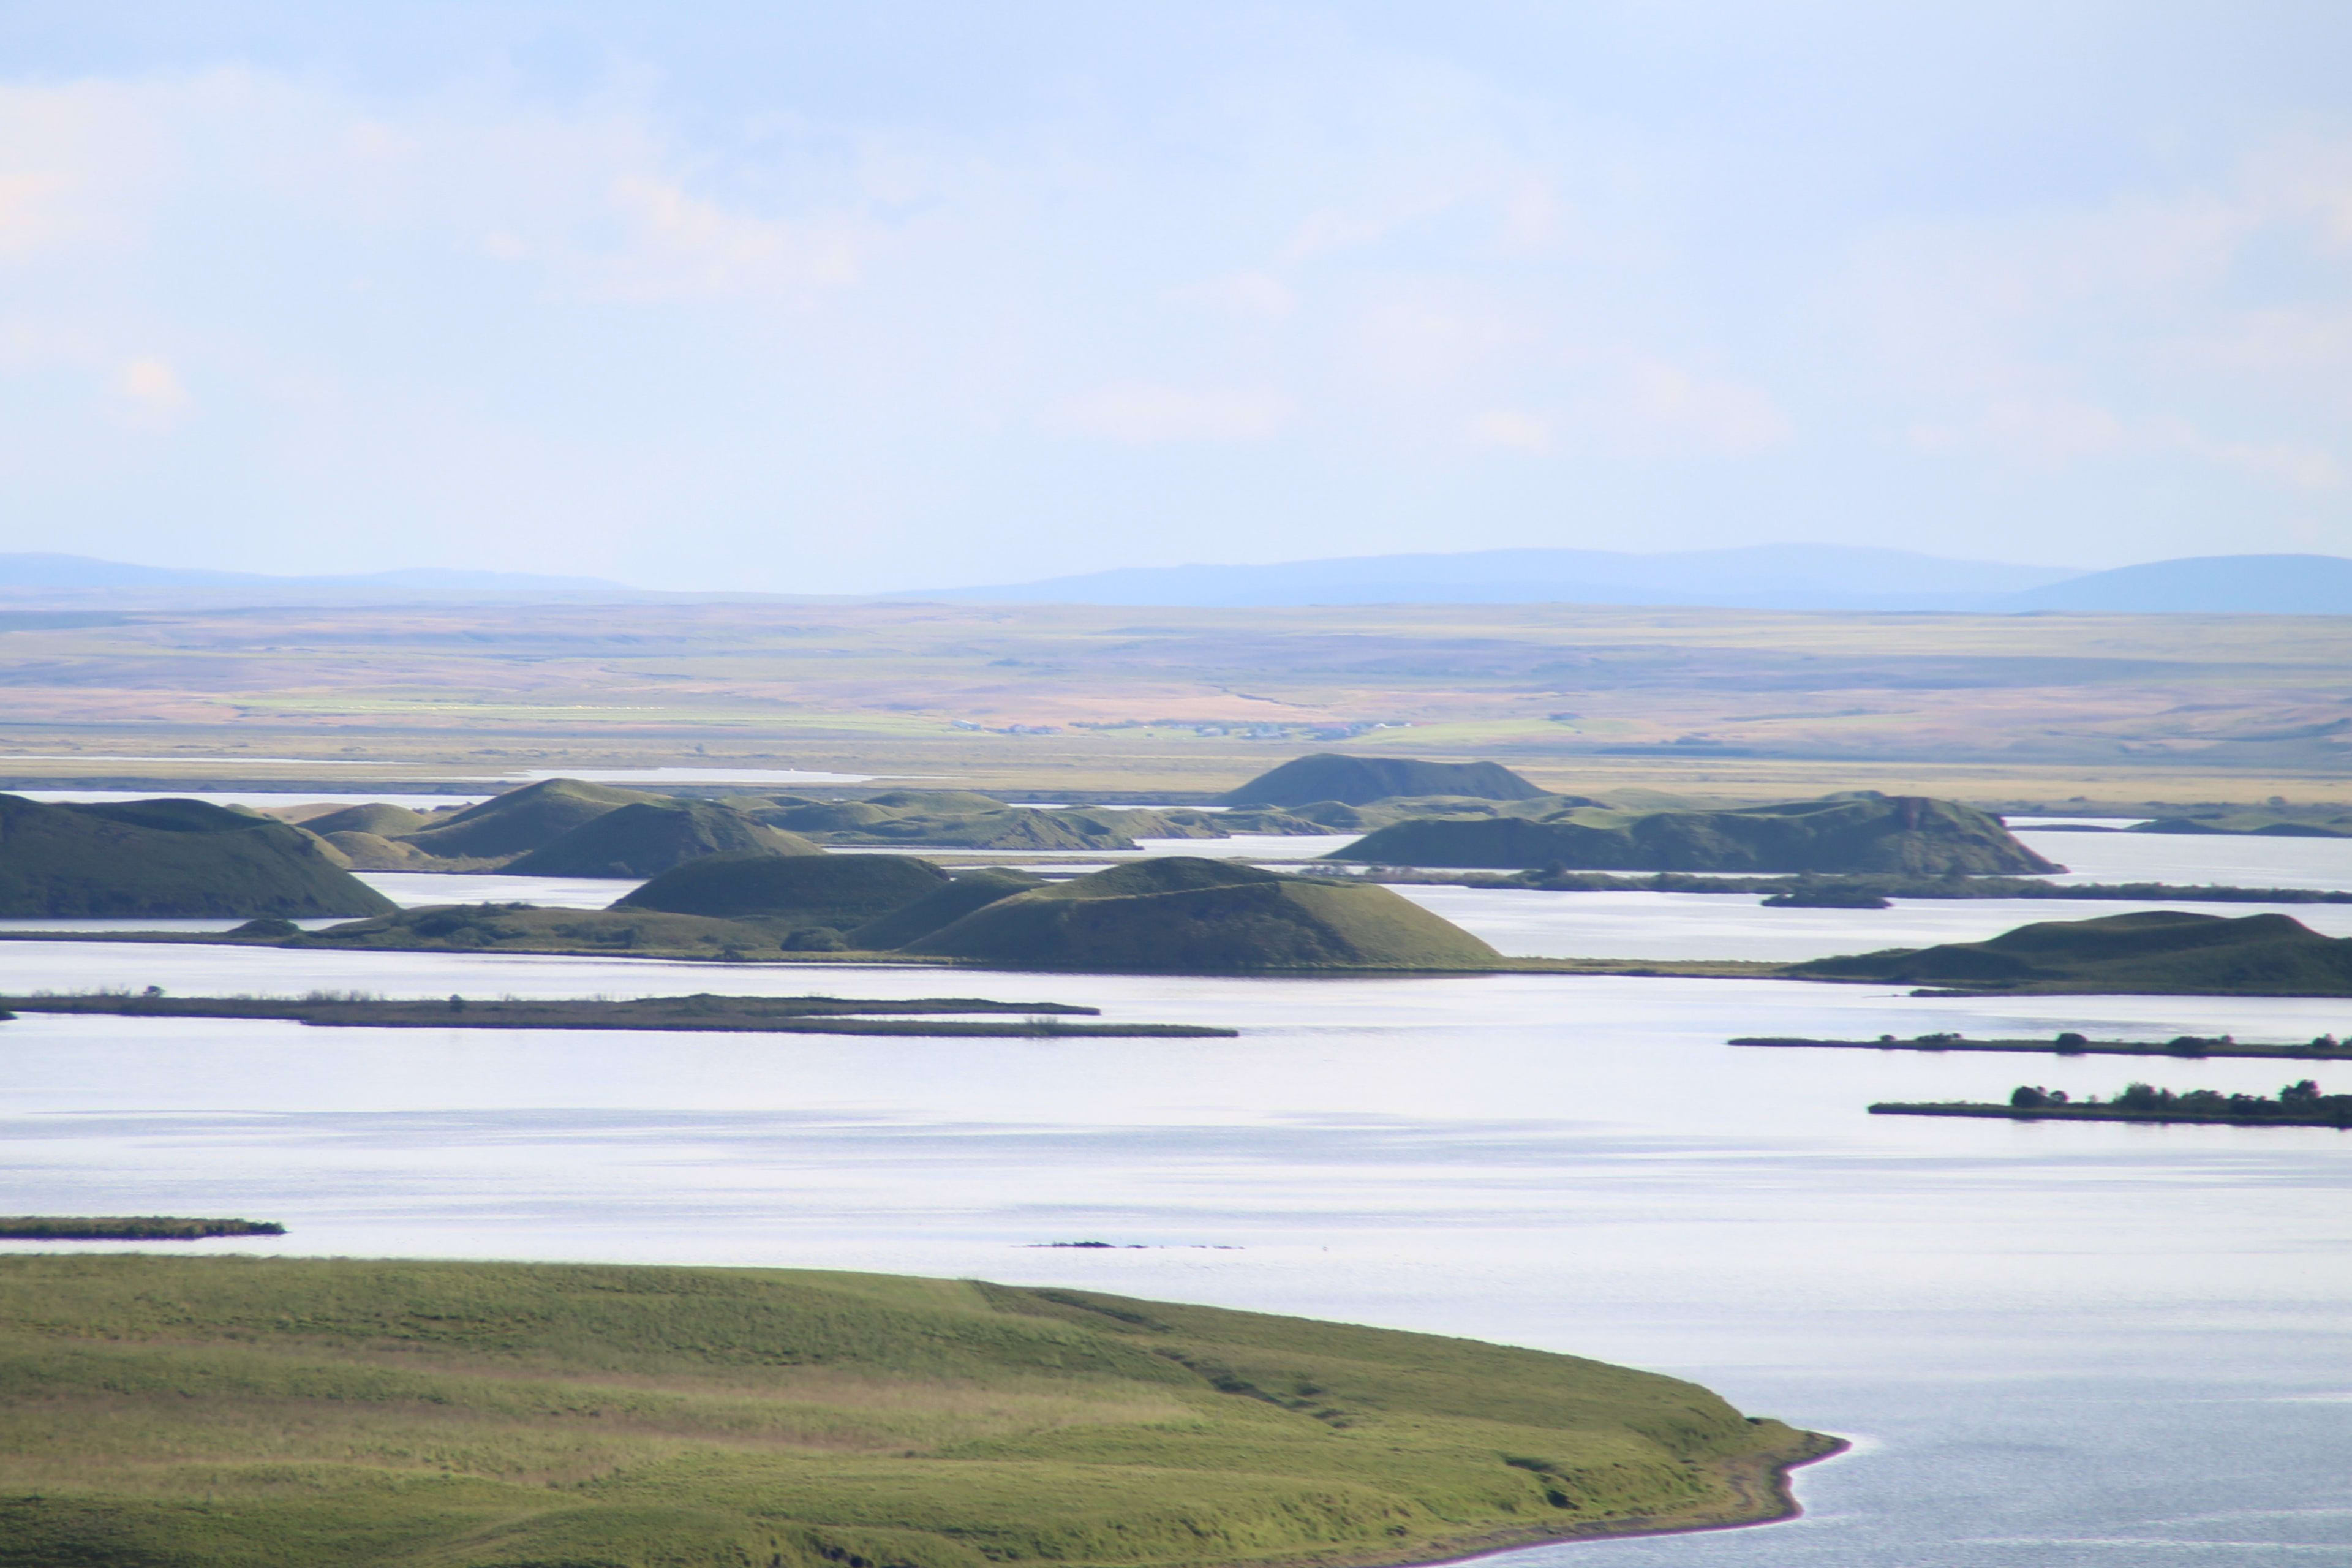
[1795,909,2352,993]
[506,801,821,878]
[306,902,791,956]
[0,1255,1835,1568]
[396,778,665,859]
[617,850,949,930]
[0,794,396,917]
[300,802,435,837]
[2128,813,2352,837]
[1337,793,2058,875]
[905,858,1500,971]
[744,792,1332,851]
[1220,753,1547,807]
[847,868,1043,949]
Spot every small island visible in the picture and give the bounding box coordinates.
[1872,1079,2352,1128]
[0,990,1237,1038]
[0,1255,1844,1567]
[0,1216,285,1240]
[1734,1031,2352,1061]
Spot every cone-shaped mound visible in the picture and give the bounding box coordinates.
[1338,793,2057,875]
[507,801,820,878]
[1222,752,1546,807]
[906,856,1498,971]
[0,794,396,917]
[397,778,665,859]
[616,851,948,929]
[847,867,1041,950]
[301,802,434,838]
[1795,909,2352,994]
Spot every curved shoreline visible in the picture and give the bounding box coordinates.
[1257,1431,1853,1568]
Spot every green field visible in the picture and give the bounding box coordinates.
[0,1256,1835,1568]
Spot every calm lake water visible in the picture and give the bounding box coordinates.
[3,840,2351,1564]
[2,916,2348,1566]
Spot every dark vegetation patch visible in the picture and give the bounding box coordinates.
[0,1216,284,1240]
[1874,1078,2352,1126]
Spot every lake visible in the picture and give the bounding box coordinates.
[1,881,2348,1566]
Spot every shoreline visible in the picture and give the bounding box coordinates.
[1267,1431,1853,1568]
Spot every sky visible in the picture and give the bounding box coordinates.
[1,1,2348,592]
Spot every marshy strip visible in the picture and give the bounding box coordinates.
[0,992,1238,1038]
[1733,1032,2352,1061]
[1871,1096,2352,1128]
[0,1216,284,1240]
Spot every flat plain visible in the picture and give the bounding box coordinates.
[1,600,2350,804]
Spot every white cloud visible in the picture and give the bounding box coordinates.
[0,172,69,257]
[1466,409,1551,451]
[118,356,187,421]
[1053,382,1292,443]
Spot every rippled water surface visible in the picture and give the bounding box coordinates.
[1,883,2348,1566]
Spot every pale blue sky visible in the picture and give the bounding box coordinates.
[1,1,2347,590]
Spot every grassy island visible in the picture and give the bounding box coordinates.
[0,1256,1841,1568]
[0,1216,284,1240]
[1873,1079,2352,1128]
[1735,1031,2352,1061]
[1793,910,2352,995]
[0,992,1237,1039]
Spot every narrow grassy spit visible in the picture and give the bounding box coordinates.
[0,993,1237,1039]
[0,1217,282,1240]
[0,1257,1838,1568]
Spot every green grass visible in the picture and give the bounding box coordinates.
[0,1256,1836,1568]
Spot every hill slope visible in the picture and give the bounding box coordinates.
[1793,910,2352,994]
[505,801,821,878]
[846,868,1043,949]
[2006,553,2352,613]
[396,778,665,859]
[0,794,396,917]
[616,851,949,929]
[1222,753,1547,807]
[907,858,1499,971]
[1336,793,2058,875]
[0,1255,1833,1568]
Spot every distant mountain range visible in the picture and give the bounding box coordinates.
[0,554,623,602]
[7,545,2352,614]
[910,546,2352,615]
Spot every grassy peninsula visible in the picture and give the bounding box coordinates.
[0,992,1237,1038]
[0,1256,1839,1568]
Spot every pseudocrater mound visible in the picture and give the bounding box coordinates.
[905,857,1499,971]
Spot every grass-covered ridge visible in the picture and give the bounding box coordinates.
[0,793,395,918]
[1794,909,2352,994]
[0,1256,1837,1568]
[1335,792,2057,875]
